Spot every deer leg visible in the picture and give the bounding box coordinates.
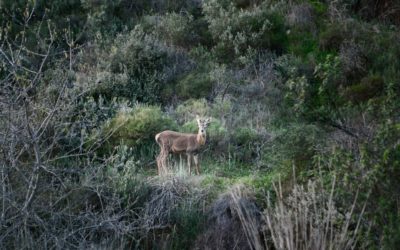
[157,147,168,176]
[160,152,165,175]
[187,153,192,175]
[194,154,200,175]
[156,150,163,175]
[162,151,168,175]
[156,154,161,175]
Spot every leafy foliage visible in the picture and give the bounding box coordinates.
[1,0,399,248]
[203,0,287,62]
[100,105,177,155]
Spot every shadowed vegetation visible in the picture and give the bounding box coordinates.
[1,0,399,249]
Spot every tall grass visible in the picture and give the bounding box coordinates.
[263,176,367,250]
[194,175,367,250]
[230,185,264,250]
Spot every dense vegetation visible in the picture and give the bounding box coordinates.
[1,0,399,249]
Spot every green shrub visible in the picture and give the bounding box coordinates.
[316,120,400,248]
[203,0,287,62]
[275,54,314,119]
[109,26,169,102]
[93,25,185,104]
[382,215,400,249]
[149,12,213,48]
[105,145,151,205]
[151,12,194,47]
[82,0,202,31]
[230,127,260,162]
[100,105,177,156]
[342,75,385,104]
[176,71,214,100]
[169,203,206,250]
[264,123,324,169]
[319,24,346,52]
[175,98,210,123]
[232,127,258,146]
[209,95,233,125]
[366,30,400,83]
[287,29,318,58]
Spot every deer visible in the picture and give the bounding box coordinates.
[155,115,211,176]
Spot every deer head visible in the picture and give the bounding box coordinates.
[196,115,211,145]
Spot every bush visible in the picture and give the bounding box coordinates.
[99,105,177,156]
[264,124,324,169]
[176,70,214,100]
[319,24,346,52]
[93,25,191,104]
[105,144,151,205]
[287,29,319,58]
[275,54,315,118]
[151,12,211,48]
[285,3,316,31]
[339,40,367,81]
[202,0,287,62]
[138,177,208,249]
[109,26,169,103]
[150,12,194,47]
[210,95,233,124]
[366,29,400,83]
[341,75,385,104]
[230,127,261,163]
[175,98,210,123]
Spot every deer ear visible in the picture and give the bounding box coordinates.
[206,117,212,124]
[196,114,200,123]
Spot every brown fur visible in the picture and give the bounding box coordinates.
[155,116,211,175]
[156,131,202,154]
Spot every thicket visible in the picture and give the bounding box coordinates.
[1,0,399,249]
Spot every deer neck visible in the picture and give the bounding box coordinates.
[196,130,206,146]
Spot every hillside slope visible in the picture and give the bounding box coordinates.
[1,0,399,249]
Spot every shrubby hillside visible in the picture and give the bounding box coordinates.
[1,0,399,249]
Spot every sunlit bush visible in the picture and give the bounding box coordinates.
[100,105,177,154]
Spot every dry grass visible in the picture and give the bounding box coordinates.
[263,176,366,250]
[194,184,264,250]
[136,176,209,249]
[286,3,316,31]
[193,174,366,250]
